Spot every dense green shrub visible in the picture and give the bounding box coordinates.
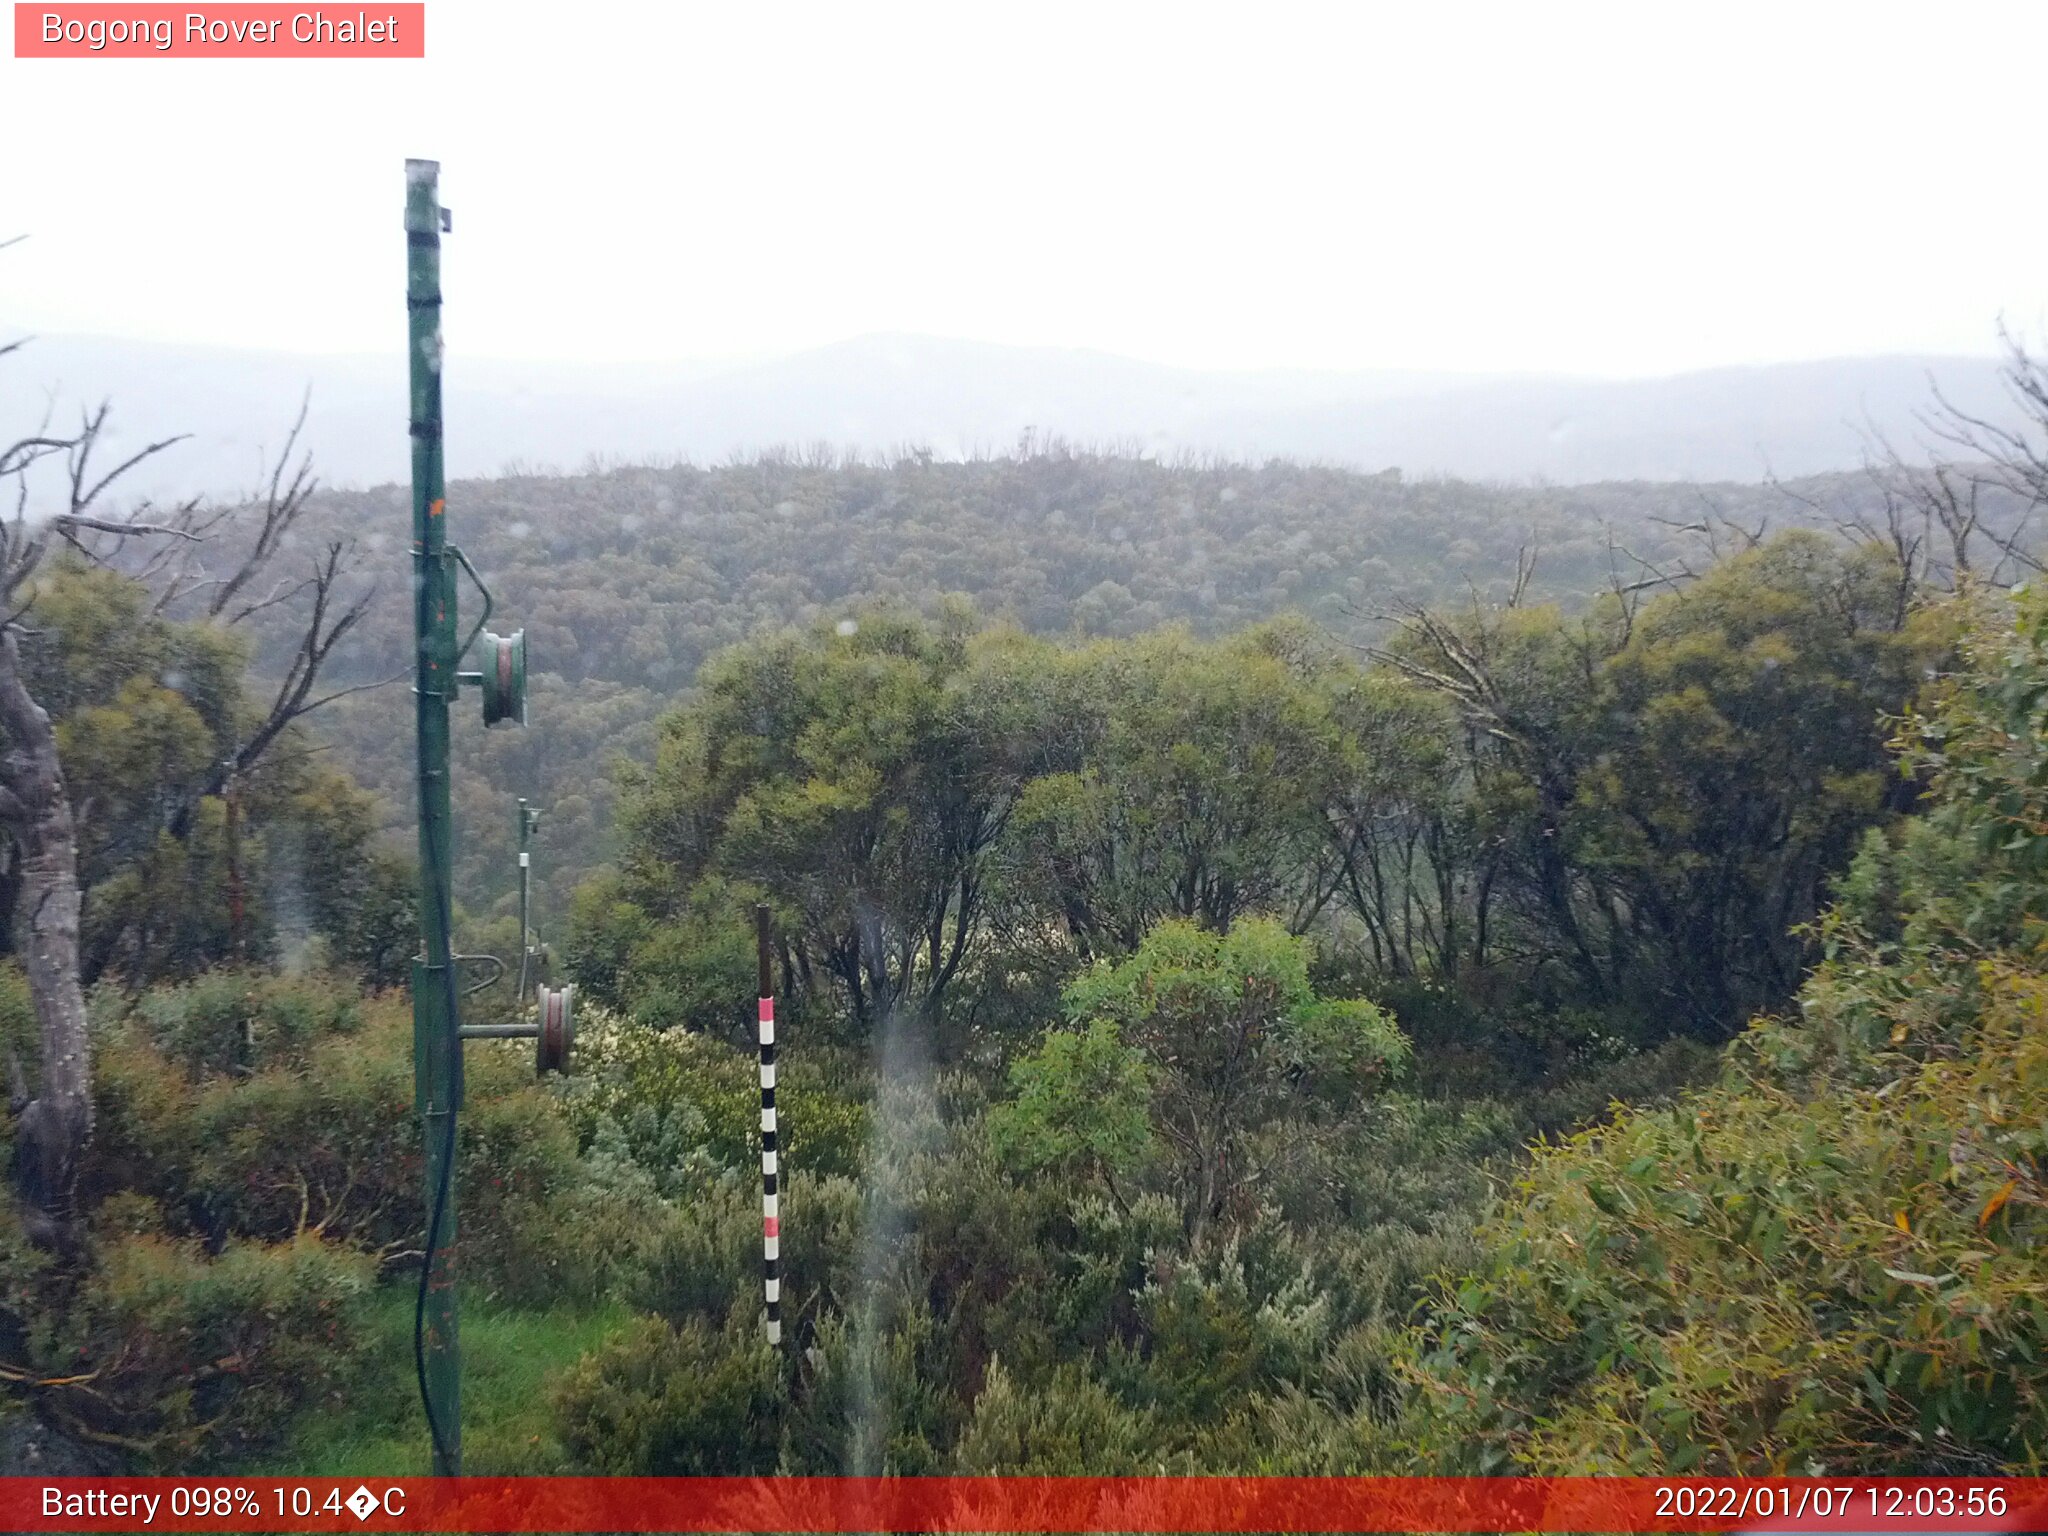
[134,968,359,1078]
[560,1006,868,1182]
[91,983,639,1305]
[3,1217,375,1470]
[986,1018,1153,1202]
[781,1298,960,1474]
[92,991,411,1248]
[1401,588,2048,1474]
[1407,968,2048,1473]
[11,511,1986,1478]
[954,1359,1164,1473]
[567,872,764,1042]
[1001,918,1408,1239]
[554,1313,783,1473]
[1106,1217,1330,1426]
[0,967,672,1469]
[627,1178,759,1327]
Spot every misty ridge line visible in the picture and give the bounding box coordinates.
[0,329,2026,502]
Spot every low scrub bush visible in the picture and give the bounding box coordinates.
[2,1214,374,1470]
[554,1313,783,1474]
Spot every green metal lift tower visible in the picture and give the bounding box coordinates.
[406,157,567,1476]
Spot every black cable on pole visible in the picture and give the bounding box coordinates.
[413,1105,457,1470]
[414,812,461,1472]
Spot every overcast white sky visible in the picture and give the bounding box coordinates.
[3,0,2044,378]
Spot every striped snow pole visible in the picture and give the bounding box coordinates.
[756,905,780,1346]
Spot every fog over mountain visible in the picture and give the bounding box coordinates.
[6,329,2017,499]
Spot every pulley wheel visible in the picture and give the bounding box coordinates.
[480,628,527,728]
[536,984,574,1075]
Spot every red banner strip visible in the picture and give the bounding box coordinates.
[6,1477,2046,1533]
[13,5,424,58]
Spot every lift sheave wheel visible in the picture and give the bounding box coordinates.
[536,984,574,1075]
[479,628,527,728]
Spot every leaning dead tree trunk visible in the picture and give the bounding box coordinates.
[0,272,372,1243]
[0,388,190,1252]
[0,629,90,1253]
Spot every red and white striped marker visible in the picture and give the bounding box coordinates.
[756,906,780,1346]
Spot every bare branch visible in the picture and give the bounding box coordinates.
[1509,540,1538,609]
[53,513,200,541]
[206,540,372,793]
[207,390,315,622]
[299,671,406,713]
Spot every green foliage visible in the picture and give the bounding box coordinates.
[77,1233,374,1468]
[586,874,763,1040]
[953,1359,1162,1473]
[93,983,414,1251]
[134,968,359,1078]
[0,1212,376,1470]
[553,1313,783,1474]
[268,773,418,990]
[24,461,2008,1479]
[625,1177,759,1326]
[545,985,1500,1474]
[1408,970,2048,1473]
[782,1299,960,1474]
[1053,917,1408,1236]
[560,1006,868,1188]
[615,604,1048,1038]
[562,867,652,1012]
[1004,624,1346,951]
[1402,585,2048,1474]
[18,561,409,989]
[1563,534,1944,1029]
[0,964,684,1470]
[1109,1223,1332,1424]
[987,1018,1153,1192]
[92,978,637,1306]
[288,452,1925,927]
[594,535,1930,1057]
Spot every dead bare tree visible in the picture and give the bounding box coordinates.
[1366,601,1612,1001]
[67,400,391,867]
[1839,333,2048,595]
[0,398,186,1254]
[0,313,376,1251]
[1507,539,1538,609]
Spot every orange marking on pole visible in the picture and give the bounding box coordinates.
[430,499,445,517]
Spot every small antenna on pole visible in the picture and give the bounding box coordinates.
[516,799,540,1002]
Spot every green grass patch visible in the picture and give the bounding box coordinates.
[270,1283,629,1476]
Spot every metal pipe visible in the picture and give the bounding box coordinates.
[406,155,461,1478]
[516,798,532,1002]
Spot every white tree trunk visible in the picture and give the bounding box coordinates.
[0,629,91,1252]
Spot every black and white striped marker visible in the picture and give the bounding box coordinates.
[756,905,780,1347]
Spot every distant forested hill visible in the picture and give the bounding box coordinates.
[14,332,2017,493]
[277,451,1986,927]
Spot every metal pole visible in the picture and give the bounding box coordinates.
[756,904,780,1346]
[222,766,245,965]
[516,798,533,1002]
[406,156,461,1478]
